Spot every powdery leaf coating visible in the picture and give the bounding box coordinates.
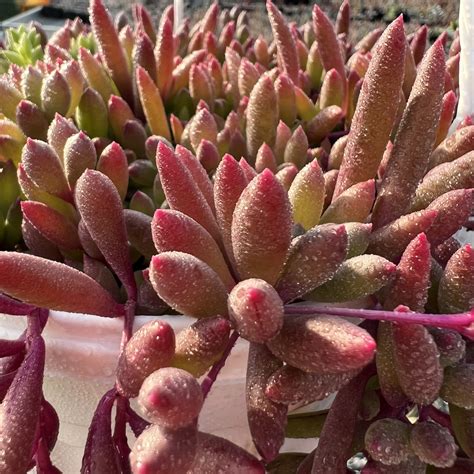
[188,432,264,473]
[152,210,233,289]
[149,252,228,318]
[47,114,78,162]
[267,1,299,85]
[319,68,345,110]
[175,145,215,214]
[312,6,346,90]
[138,368,202,428]
[275,73,297,126]
[133,31,157,83]
[276,163,298,191]
[267,314,376,374]
[108,95,134,141]
[238,57,259,98]
[21,201,80,251]
[307,254,396,303]
[246,343,287,462]
[136,66,171,141]
[311,370,369,473]
[21,138,70,201]
[345,222,372,258]
[430,328,466,368]
[123,209,155,259]
[232,169,292,285]
[0,337,44,474]
[40,70,71,119]
[383,233,431,312]
[425,189,474,246]
[117,320,175,398]
[376,322,408,408]
[0,252,122,316]
[328,134,348,170]
[172,317,230,377]
[196,140,220,174]
[367,210,438,262]
[284,126,309,169]
[228,278,283,343]
[0,78,22,121]
[323,169,339,208]
[435,90,457,147]
[438,245,474,314]
[392,319,443,405]
[246,75,279,161]
[239,157,257,182]
[274,120,293,164]
[334,16,406,198]
[155,16,174,97]
[305,105,343,145]
[156,143,220,242]
[130,423,197,474]
[89,0,133,104]
[429,126,474,170]
[76,169,136,298]
[189,109,218,153]
[364,419,412,465]
[81,390,121,474]
[320,179,375,224]
[63,131,97,188]
[265,365,359,405]
[411,152,474,211]
[276,224,347,303]
[440,364,474,409]
[372,40,445,228]
[213,154,248,260]
[450,404,474,459]
[16,100,49,141]
[75,87,109,138]
[410,421,457,468]
[433,237,461,267]
[288,160,325,230]
[255,143,277,173]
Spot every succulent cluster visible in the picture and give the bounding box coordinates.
[0,0,472,472]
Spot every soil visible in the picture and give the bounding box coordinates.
[50,0,459,42]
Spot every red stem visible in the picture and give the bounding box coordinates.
[201,331,239,399]
[284,304,473,331]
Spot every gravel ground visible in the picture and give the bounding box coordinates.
[49,0,459,42]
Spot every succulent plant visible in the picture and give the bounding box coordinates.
[0,0,472,472]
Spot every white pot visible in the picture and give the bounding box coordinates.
[0,311,327,472]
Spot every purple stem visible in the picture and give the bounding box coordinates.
[284,304,474,331]
[0,294,37,316]
[201,331,239,399]
[126,405,150,438]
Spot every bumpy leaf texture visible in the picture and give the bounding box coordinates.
[440,364,474,409]
[228,278,283,343]
[0,336,44,474]
[232,169,292,285]
[117,320,175,398]
[276,224,347,302]
[0,252,122,316]
[149,252,228,318]
[267,314,376,374]
[75,169,136,298]
[246,343,287,462]
[334,16,406,197]
[138,368,203,428]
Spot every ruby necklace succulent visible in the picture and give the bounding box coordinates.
[0,0,472,472]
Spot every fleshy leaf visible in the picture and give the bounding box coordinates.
[372,40,446,228]
[429,125,474,170]
[334,16,406,198]
[172,317,230,377]
[151,209,234,289]
[232,169,292,285]
[228,278,283,343]
[284,125,309,169]
[307,254,396,302]
[266,365,359,405]
[149,251,228,318]
[123,209,155,259]
[382,233,431,312]
[75,169,136,298]
[267,314,376,374]
[440,364,474,410]
[0,252,122,316]
[288,159,325,230]
[138,368,202,428]
[276,224,347,302]
[246,343,287,462]
[438,244,474,313]
[63,131,97,188]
